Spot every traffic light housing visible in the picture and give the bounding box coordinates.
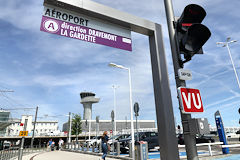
[177,4,211,64]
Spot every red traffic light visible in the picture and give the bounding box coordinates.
[20,123,24,126]
[176,4,211,63]
[178,4,206,25]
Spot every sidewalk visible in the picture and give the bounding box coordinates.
[25,151,119,160]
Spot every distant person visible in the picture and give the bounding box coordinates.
[47,139,53,151]
[58,138,64,150]
[51,141,55,151]
[101,131,109,160]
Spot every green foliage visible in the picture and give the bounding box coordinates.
[71,113,82,135]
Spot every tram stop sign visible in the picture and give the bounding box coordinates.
[19,131,28,137]
[178,87,204,113]
[134,102,139,116]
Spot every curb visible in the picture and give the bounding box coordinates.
[62,149,133,160]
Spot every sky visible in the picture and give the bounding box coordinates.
[0,0,240,130]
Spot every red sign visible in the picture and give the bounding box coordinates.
[178,87,203,113]
[110,130,112,134]
[20,123,24,126]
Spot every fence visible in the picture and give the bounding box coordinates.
[0,144,47,160]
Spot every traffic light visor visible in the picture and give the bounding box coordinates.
[179,4,206,24]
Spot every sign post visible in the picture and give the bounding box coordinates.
[18,118,28,160]
[134,102,140,142]
[41,0,180,159]
[111,110,114,152]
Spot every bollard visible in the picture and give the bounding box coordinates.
[86,142,89,152]
[71,142,73,150]
[129,141,132,158]
[92,144,95,153]
[77,142,80,150]
[116,142,120,155]
[6,149,10,160]
[80,142,83,151]
[99,141,102,153]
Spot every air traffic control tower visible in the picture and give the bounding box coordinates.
[80,92,100,120]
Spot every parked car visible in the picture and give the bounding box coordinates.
[225,132,237,138]
[236,130,240,134]
[178,134,215,145]
[108,134,130,146]
[86,136,101,146]
[118,132,159,153]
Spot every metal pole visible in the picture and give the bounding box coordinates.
[31,106,38,148]
[76,122,79,144]
[95,120,97,140]
[112,120,114,152]
[89,120,91,141]
[68,112,72,143]
[226,43,240,88]
[149,24,180,160]
[136,115,139,142]
[163,0,198,159]
[113,85,117,136]
[18,118,28,160]
[97,123,99,137]
[128,68,135,160]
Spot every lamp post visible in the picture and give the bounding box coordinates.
[217,38,239,88]
[112,85,119,136]
[68,112,72,143]
[108,63,135,159]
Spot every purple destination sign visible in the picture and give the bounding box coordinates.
[40,16,132,51]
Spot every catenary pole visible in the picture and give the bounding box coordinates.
[31,106,38,148]
[163,0,198,159]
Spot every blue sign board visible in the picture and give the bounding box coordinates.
[215,111,229,154]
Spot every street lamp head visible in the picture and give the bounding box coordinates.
[230,40,237,43]
[227,37,231,42]
[108,63,118,68]
[216,42,222,45]
[216,42,226,47]
[108,62,128,70]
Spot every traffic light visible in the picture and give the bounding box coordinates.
[177,4,211,64]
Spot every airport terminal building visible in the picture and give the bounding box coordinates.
[62,119,156,135]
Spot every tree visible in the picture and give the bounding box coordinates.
[71,113,82,135]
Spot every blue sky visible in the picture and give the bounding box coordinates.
[0,0,240,130]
